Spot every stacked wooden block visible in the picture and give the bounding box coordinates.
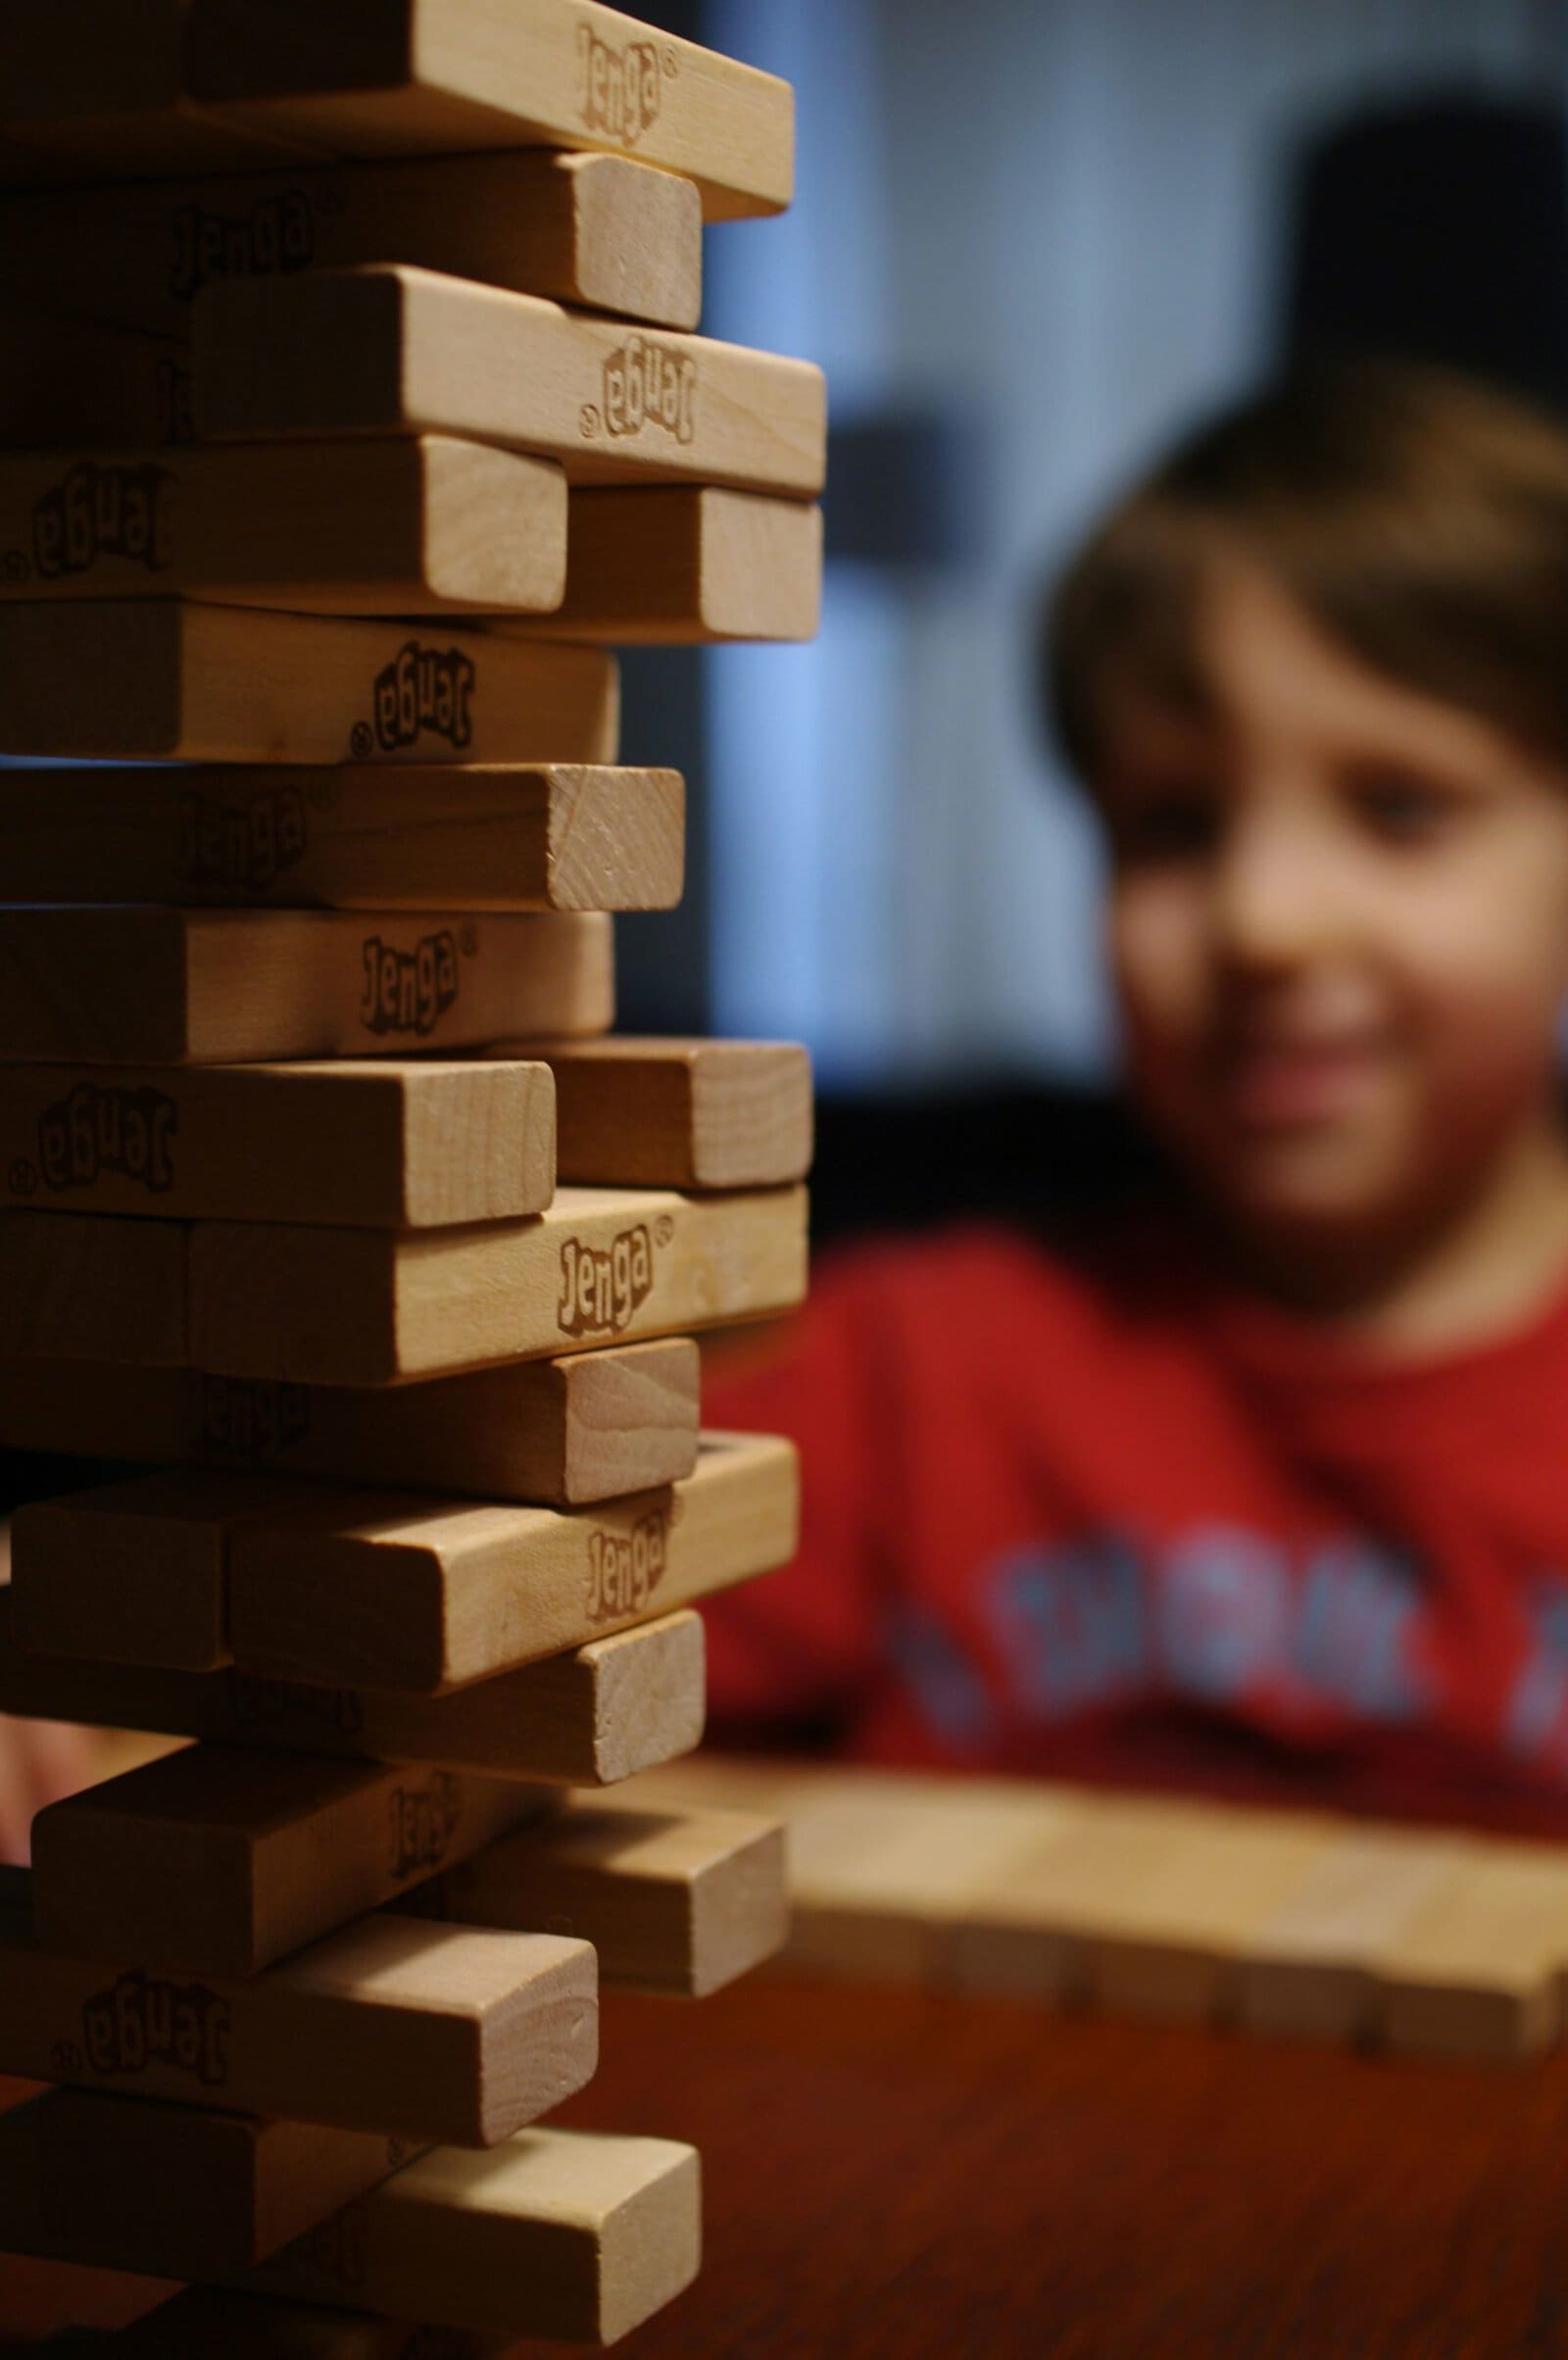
[0,1,821,2344]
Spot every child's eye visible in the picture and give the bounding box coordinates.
[1348,772,1458,842]
[1110,791,1222,864]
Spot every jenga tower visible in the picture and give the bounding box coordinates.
[0,3,822,2345]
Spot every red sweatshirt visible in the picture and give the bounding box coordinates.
[703,1215,1568,1825]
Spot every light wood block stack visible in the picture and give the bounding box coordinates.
[0,2,820,2343]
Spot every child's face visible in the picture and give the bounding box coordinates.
[1099,562,1568,1254]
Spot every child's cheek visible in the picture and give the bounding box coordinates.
[1107,877,1210,1059]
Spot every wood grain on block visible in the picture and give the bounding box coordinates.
[0,149,702,340]
[1373,1844,1568,2061]
[0,1867,594,2143]
[0,310,189,452]
[0,762,683,912]
[0,1209,186,1365]
[0,603,618,763]
[31,1746,554,1978]
[0,0,326,182]
[0,1060,555,1226]
[408,1797,787,1998]
[191,1183,807,1383]
[511,486,823,643]
[114,2286,519,2358]
[193,268,826,496]
[11,1469,338,1673]
[1237,1829,1475,2045]
[186,0,793,221]
[227,1432,799,1693]
[239,2127,701,2342]
[491,1036,813,1188]
[0,438,567,616]
[0,909,612,1063]
[0,1598,706,1787]
[0,1338,702,1507]
[29,2090,418,2278]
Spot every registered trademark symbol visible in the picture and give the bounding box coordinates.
[2,549,27,584]
[459,919,479,958]
[654,1215,674,1247]
[49,2041,81,2075]
[578,404,602,438]
[7,1159,36,1197]
[306,775,337,811]
[349,720,373,759]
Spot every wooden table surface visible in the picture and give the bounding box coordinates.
[9,1969,1568,2356]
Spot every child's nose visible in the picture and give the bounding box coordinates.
[1211,811,1340,969]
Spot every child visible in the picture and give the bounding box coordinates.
[702,358,1568,1824]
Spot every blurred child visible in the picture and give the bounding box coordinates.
[703,359,1568,1821]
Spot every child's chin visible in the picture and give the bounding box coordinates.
[1206,1127,1414,1236]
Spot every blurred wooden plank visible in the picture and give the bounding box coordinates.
[32,1746,551,1977]
[0,909,612,1063]
[0,1210,186,1365]
[193,268,826,495]
[185,0,793,221]
[507,486,822,643]
[0,149,702,337]
[191,1184,807,1384]
[1374,1843,1568,2060]
[489,1036,812,1189]
[0,1059,555,1225]
[0,1338,702,1508]
[226,1432,799,1692]
[0,603,618,762]
[0,762,683,912]
[0,309,189,451]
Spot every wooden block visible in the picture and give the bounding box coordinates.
[186,0,793,221]
[0,1597,707,1787]
[0,1060,555,1226]
[489,1037,813,1189]
[192,267,826,496]
[0,149,703,339]
[32,2091,418,2278]
[1373,1842,1568,2060]
[114,2286,516,2358]
[0,762,684,913]
[1237,1828,1475,2045]
[508,487,823,643]
[0,309,190,452]
[0,909,612,1063]
[239,2127,701,2342]
[226,1432,799,1693]
[11,1469,341,1673]
[0,1339,703,1508]
[31,1745,555,1977]
[0,603,618,763]
[0,1865,595,2144]
[0,0,328,183]
[406,1797,788,1998]
[0,1210,186,1365]
[0,439,567,617]
[191,1184,808,1383]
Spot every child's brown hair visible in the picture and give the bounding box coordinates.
[1047,359,1568,783]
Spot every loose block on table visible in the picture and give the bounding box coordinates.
[0,1210,186,1365]
[0,602,618,763]
[490,1036,813,1189]
[185,0,793,221]
[190,1183,807,1383]
[0,1059,555,1226]
[0,1867,589,2144]
[505,486,823,643]
[0,438,566,616]
[0,1598,706,1787]
[226,1432,799,1693]
[407,1795,788,1998]
[0,148,702,339]
[0,1338,702,1508]
[1371,1843,1568,2061]
[0,761,683,913]
[31,1745,555,1978]
[193,267,827,497]
[0,909,612,1063]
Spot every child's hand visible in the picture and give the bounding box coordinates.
[0,1714,97,1865]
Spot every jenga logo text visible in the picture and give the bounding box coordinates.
[302,2204,368,2288]
[558,1224,656,1338]
[226,1671,366,1739]
[170,189,315,301]
[603,334,696,445]
[359,930,461,1037]
[363,640,475,755]
[576,25,662,145]
[179,784,308,896]
[37,1083,176,1197]
[586,1508,668,1624]
[196,1374,312,1460]
[389,1771,464,1882]
[81,1970,230,2089]
[31,460,172,578]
